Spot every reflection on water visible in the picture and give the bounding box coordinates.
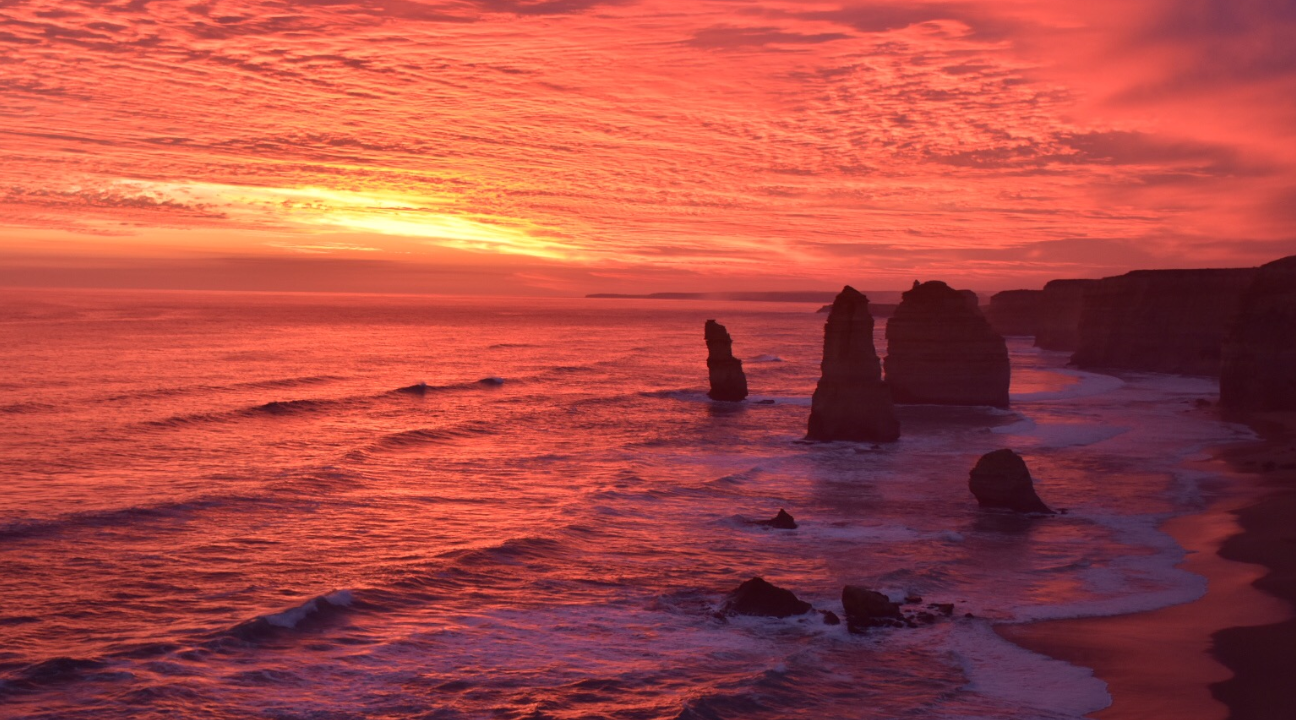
[0,289,1250,719]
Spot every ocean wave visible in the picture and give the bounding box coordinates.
[1,656,108,694]
[0,493,262,541]
[372,421,498,449]
[748,354,784,363]
[0,401,55,414]
[220,590,356,643]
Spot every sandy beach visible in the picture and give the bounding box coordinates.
[998,412,1296,719]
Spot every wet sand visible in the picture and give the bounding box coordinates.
[997,415,1296,719]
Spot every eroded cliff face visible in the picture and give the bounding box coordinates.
[986,290,1043,337]
[884,281,1010,408]
[1071,268,1257,376]
[704,320,748,401]
[1034,279,1098,351]
[1221,256,1296,411]
[807,286,900,442]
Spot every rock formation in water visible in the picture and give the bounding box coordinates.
[704,320,748,401]
[985,290,1044,337]
[883,281,1010,408]
[756,509,798,529]
[968,449,1052,514]
[1220,256,1296,411]
[721,577,812,618]
[806,286,900,442]
[841,585,904,632]
[1071,268,1257,376]
[1034,279,1098,351]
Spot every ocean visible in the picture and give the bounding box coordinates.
[0,288,1253,719]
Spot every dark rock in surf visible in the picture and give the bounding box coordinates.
[841,585,903,632]
[1220,256,1296,411]
[806,286,900,442]
[821,610,841,625]
[968,449,1053,514]
[721,577,812,618]
[884,281,1010,408]
[757,509,797,529]
[705,320,748,402]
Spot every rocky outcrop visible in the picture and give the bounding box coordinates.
[807,287,900,442]
[1034,279,1098,351]
[721,577,812,618]
[883,281,1010,408]
[968,449,1052,514]
[1071,268,1257,376]
[1220,256,1296,411]
[841,585,903,631]
[704,320,748,401]
[986,290,1043,337]
[756,509,797,529]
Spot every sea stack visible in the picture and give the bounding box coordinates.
[986,290,1044,337]
[704,320,748,401]
[806,286,900,442]
[968,449,1052,514]
[1220,256,1296,411]
[884,281,1010,408]
[1071,268,1257,376]
[1034,279,1098,351]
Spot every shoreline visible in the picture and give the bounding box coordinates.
[995,416,1296,719]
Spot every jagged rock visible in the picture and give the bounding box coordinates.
[705,320,748,401]
[807,286,900,442]
[757,509,797,529]
[1035,279,1099,351]
[1221,256,1296,411]
[986,290,1044,337]
[884,281,1010,408]
[841,585,903,632]
[821,610,841,625]
[968,449,1053,514]
[721,577,812,618]
[1071,268,1257,375]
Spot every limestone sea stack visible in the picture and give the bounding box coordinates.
[986,290,1044,337]
[806,286,900,442]
[704,320,748,401]
[884,281,1010,408]
[968,449,1052,514]
[1034,279,1098,351]
[1071,268,1257,376]
[1220,256,1296,411]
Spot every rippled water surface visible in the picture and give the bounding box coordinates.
[0,289,1250,719]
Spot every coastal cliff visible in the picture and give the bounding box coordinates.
[807,286,900,442]
[1071,268,1257,376]
[884,281,1010,408]
[986,290,1043,337]
[1034,279,1098,351]
[1220,256,1296,411]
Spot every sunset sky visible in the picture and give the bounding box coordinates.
[2,0,1294,295]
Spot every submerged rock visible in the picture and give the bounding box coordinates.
[1220,256,1296,411]
[884,281,1010,408]
[806,286,900,442]
[756,509,797,529]
[841,585,903,632]
[968,449,1053,514]
[721,577,812,618]
[705,320,748,402]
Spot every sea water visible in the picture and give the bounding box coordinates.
[0,289,1253,719]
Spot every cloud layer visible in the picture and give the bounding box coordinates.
[2,0,1294,291]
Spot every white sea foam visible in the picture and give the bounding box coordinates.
[1010,370,1125,403]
